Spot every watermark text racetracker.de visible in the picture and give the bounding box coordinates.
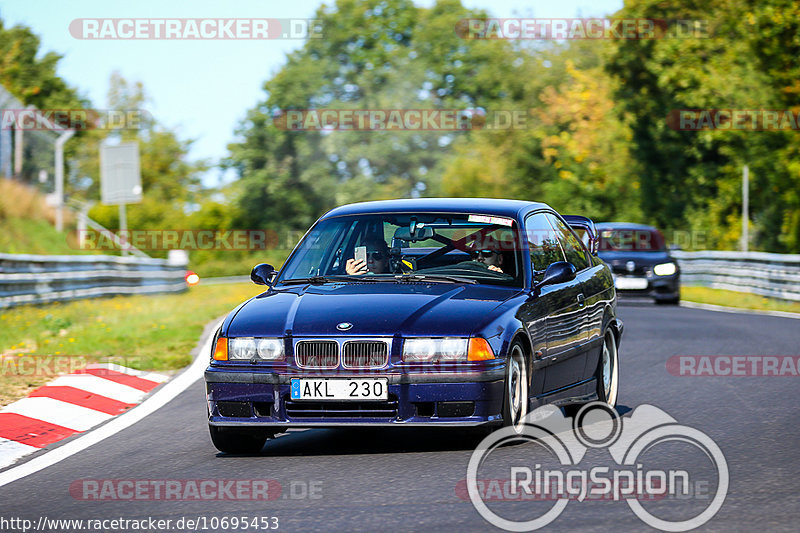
[70,229,279,252]
[69,18,323,39]
[0,356,142,376]
[1,109,149,131]
[455,18,709,40]
[668,109,800,131]
[667,355,800,376]
[271,108,529,131]
[69,478,322,501]
[464,403,728,531]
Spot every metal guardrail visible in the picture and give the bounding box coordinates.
[200,275,250,285]
[0,253,187,308]
[673,250,800,302]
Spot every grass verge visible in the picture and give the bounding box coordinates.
[0,282,264,406]
[681,286,800,314]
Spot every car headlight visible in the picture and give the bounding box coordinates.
[403,337,469,362]
[228,337,284,361]
[653,262,677,276]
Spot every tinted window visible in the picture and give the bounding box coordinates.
[598,228,666,251]
[278,213,524,287]
[525,212,565,278]
[546,214,590,271]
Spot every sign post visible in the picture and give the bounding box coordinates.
[100,142,142,256]
[741,165,749,253]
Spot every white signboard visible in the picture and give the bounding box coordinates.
[100,142,142,205]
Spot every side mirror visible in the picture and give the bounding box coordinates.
[534,261,576,291]
[250,263,276,286]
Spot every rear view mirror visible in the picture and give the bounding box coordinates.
[393,226,435,242]
[251,263,276,286]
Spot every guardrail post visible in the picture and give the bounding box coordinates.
[54,130,75,232]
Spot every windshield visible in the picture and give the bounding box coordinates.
[599,228,666,252]
[277,213,524,287]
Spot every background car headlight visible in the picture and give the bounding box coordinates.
[228,337,284,360]
[403,337,468,362]
[653,262,677,276]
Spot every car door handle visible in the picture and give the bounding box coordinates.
[577,293,585,306]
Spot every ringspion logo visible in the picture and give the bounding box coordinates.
[466,403,728,531]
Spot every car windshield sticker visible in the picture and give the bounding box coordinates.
[467,215,514,227]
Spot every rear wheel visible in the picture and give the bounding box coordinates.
[209,426,270,454]
[596,329,619,407]
[502,341,529,434]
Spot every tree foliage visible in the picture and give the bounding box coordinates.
[4,1,799,257]
[0,20,85,109]
[228,0,799,252]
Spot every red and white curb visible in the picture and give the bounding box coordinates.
[0,363,167,469]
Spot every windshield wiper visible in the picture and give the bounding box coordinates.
[394,274,477,284]
[280,275,363,285]
[281,274,478,285]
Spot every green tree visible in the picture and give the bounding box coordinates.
[0,20,84,109]
[226,0,522,232]
[606,0,800,251]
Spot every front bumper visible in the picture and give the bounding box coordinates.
[205,364,506,428]
[614,273,679,301]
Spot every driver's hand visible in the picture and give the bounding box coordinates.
[487,265,503,272]
[345,258,367,275]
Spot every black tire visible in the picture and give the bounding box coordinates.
[209,426,269,454]
[502,341,529,434]
[595,329,619,407]
[655,297,680,305]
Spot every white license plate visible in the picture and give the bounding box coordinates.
[290,378,388,401]
[614,276,649,290]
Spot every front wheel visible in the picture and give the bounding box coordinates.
[209,426,269,454]
[502,341,529,434]
[596,329,619,407]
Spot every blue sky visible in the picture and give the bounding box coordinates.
[0,0,623,186]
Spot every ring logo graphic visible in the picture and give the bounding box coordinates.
[466,402,728,531]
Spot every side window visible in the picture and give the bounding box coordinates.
[546,214,591,271]
[525,213,565,279]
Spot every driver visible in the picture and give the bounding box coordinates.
[345,237,390,275]
[474,248,504,272]
[470,236,505,273]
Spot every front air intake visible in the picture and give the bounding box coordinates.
[342,341,389,368]
[295,341,339,368]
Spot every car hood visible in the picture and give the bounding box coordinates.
[597,250,673,268]
[225,282,520,338]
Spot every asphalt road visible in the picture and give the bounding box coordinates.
[1,302,798,532]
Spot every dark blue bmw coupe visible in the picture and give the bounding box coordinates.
[205,198,622,453]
